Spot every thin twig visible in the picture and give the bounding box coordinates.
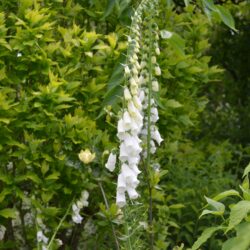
[98,182,120,250]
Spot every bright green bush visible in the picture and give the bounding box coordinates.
[0,0,248,249]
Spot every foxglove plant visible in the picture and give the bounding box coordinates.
[105,0,162,213]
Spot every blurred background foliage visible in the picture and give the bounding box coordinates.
[0,0,249,249]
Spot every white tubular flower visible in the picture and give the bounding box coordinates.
[155,65,161,76]
[138,90,145,102]
[152,128,163,145]
[117,173,126,193]
[116,190,126,207]
[151,107,159,122]
[121,164,139,187]
[128,156,140,165]
[130,164,141,175]
[152,80,159,92]
[119,142,129,162]
[127,187,139,199]
[105,152,117,172]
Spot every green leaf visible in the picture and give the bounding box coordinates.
[102,0,116,20]
[165,99,182,108]
[213,190,240,201]
[46,172,60,180]
[223,223,250,250]
[243,162,250,178]
[192,226,222,250]
[227,201,250,232]
[216,6,236,31]
[201,0,217,12]
[0,189,12,202]
[200,196,225,218]
[168,33,185,56]
[0,208,17,219]
[15,172,41,184]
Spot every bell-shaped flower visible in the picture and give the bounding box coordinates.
[122,165,139,188]
[117,173,126,193]
[116,190,126,207]
[152,128,163,145]
[105,152,117,172]
[127,186,139,199]
[151,107,159,122]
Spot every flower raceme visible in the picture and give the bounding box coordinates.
[105,0,162,207]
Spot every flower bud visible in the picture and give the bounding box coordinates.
[152,80,159,92]
[124,65,130,76]
[155,66,161,76]
[124,87,132,100]
[155,47,160,55]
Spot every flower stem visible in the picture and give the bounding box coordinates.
[47,200,73,249]
[146,14,154,250]
[98,182,120,250]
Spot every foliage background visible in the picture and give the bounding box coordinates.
[0,0,249,249]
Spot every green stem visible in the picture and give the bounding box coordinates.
[123,206,133,250]
[98,182,120,250]
[47,201,73,249]
[146,12,154,250]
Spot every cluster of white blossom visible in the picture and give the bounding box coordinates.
[105,0,162,207]
[36,215,49,250]
[72,190,89,224]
